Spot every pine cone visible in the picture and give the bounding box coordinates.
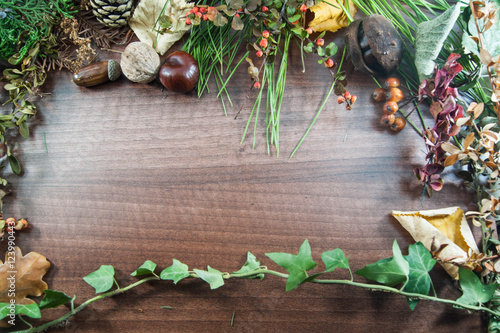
[90,0,134,28]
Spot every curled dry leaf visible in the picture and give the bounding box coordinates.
[392,207,479,279]
[128,0,194,55]
[308,0,357,33]
[0,247,50,326]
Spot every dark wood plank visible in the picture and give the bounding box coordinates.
[1,36,482,332]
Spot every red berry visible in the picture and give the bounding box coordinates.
[316,38,324,46]
[200,7,207,13]
[300,4,307,12]
[382,101,398,114]
[350,95,357,104]
[344,91,351,100]
[381,114,396,126]
[262,30,270,38]
[192,6,199,13]
[259,38,268,49]
[386,88,404,102]
[254,82,261,89]
[185,17,191,25]
[306,27,313,35]
[384,77,400,89]
[235,13,240,18]
[203,14,208,20]
[337,96,346,104]
[262,6,269,12]
[195,12,202,17]
[390,117,406,132]
[256,50,263,58]
[372,88,387,102]
[324,58,334,68]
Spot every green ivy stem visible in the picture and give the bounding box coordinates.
[13,276,160,333]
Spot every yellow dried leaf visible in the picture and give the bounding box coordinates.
[0,247,50,304]
[392,207,479,279]
[128,0,194,55]
[308,0,357,33]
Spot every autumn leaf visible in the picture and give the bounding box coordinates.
[0,247,50,305]
[308,0,357,33]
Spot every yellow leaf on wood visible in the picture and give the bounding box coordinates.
[392,207,479,279]
[308,0,357,32]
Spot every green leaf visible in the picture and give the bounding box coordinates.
[303,42,314,53]
[193,266,225,289]
[39,290,74,310]
[160,259,190,284]
[231,15,244,30]
[19,121,29,139]
[8,155,21,175]
[321,248,349,272]
[355,240,409,287]
[317,46,325,57]
[83,265,115,293]
[233,252,263,279]
[3,83,18,91]
[463,0,500,58]
[414,4,462,82]
[0,302,41,320]
[266,239,317,291]
[131,260,157,276]
[403,242,436,310]
[456,267,499,306]
[325,42,338,57]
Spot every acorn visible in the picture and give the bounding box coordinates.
[73,60,121,87]
[346,15,403,76]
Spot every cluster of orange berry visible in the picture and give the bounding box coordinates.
[337,91,357,110]
[0,217,28,234]
[373,77,406,132]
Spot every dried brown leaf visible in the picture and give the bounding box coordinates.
[0,247,50,304]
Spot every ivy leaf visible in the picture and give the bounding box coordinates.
[266,239,317,291]
[83,265,115,293]
[325,42,338,57]
[355,240,409,287]
[193,266,225,290]
[131,260,157,277]
[39,290,74,310]
[321,248,349,272]
[0,302,41,320]
[160,259,190,284]
[414,4,462,82]
[403,242,436,310]
[233,252,264,280]
[456,267,499,306]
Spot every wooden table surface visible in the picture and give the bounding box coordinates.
[1,36,483,332]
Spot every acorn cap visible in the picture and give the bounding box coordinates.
[107,60,121,81]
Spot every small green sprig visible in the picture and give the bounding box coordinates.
[3,239,499,332]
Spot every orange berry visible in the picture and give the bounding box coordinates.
[262,30,270,38]
[256,50,263,57]
[381,114,395,126]
[324,58,334,68]
[384,77,400,89]
[306,27,313,35]
[316,38,324,46]
[350,95,357,104]
[262,6,269,12]
[386,87,404,102]
[259,38,268,49]
[337,96,346,104]
[300,4,307,12]
[390,117,406,132]
[344,91,351,100]
[185,17,191,25]
[382,101,398,114]
[372,88,386,102]
[254,82,261,89]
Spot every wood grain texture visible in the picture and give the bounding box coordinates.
[1,38,482,332]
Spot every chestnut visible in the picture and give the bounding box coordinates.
[159,51,199,93]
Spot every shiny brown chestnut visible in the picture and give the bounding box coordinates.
[73,60,121,87]
[159,51,199,93]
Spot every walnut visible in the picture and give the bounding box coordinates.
[120,42,160,83]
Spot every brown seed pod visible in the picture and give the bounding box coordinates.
[73,60,121,87]
[159,51,200,93]
[346,14,403,76]
[120,42,160,83]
